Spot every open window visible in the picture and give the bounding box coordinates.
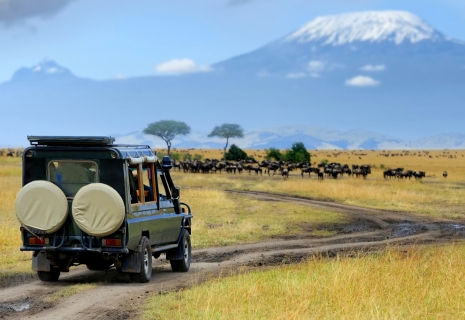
[128,161,157,205]
[128,157,176,211]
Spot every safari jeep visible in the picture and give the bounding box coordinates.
[15,136,192,283]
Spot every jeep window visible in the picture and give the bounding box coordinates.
[48,160,98,197]
[129,162,158,205]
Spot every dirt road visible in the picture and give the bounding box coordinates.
[1,190,464,320]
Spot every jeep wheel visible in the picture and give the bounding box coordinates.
[170,230,191,272]
[37,268,61,282]
[129,236,152,283]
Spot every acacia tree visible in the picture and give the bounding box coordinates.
[208,123,244,159]
[143,120,191,156]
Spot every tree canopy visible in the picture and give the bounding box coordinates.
[208,123,244,159]
[143,120,190,156]
[225,144,250,161]
[265,147,283,161]
[265,143,311,163]
[285,142,311,163]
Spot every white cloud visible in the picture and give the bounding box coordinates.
[286,72,306,79]
[360,64,386,71]
[345,75,380,87]
[155,59,212,75]
[308,60,325,73]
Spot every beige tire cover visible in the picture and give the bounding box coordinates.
[72,183,125,237]
[15,180,68,234]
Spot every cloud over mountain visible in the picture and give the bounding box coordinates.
[155,59,212,75]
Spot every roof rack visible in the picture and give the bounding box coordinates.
[27,136,115,146]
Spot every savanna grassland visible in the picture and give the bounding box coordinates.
[147,148,465,319]
[2,148,465,319]
[167,148,465,219]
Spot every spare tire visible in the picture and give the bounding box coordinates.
[15,180,68,234]
[72,183,125,237]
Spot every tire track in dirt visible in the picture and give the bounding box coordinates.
[1,190,464,320]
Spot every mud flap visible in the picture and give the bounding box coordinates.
[32,251,50,272]
[166,234,183,260]
[120,245,141,273]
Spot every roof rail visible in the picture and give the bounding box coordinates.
[28,136,115,146]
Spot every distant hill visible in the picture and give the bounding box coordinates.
[112,126,465,150]
[1,11,464,147]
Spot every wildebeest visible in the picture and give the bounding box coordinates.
[301,167,319,178]
[318,172,324,181]
[225,165,237,174]
[6,151,14,157]
[172,160,182,171]
[265,163,280,176]
[281,168,289,180]
[443,171,448,178]
[396,170,413,180]
[353,165,371,179]
[413,171,426,180]
[244,165,262,175]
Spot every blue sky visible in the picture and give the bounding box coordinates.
[0,0,464,83]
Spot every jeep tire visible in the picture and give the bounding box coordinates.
[170,230,191,272]
[129,236,152,283]
[37,268,61,282]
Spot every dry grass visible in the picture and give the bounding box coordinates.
[0,158,31,281]
[143,244,465,319]
[182,188,348,248]
[44,283,97,302]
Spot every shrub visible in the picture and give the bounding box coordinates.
[225,144,249,161]
[171,152,181,161]
[265,148,283,161]
[284,142,311,163]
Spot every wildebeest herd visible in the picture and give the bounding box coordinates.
[172,157,440,181]
[173,159,376,180]
[383,168,426,180]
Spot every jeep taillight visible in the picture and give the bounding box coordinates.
[29,237,49,245]
[102,239,122,246]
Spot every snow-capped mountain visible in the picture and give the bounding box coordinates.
[11,59,77,82]
[285,11,444,45]
[215,10,465,75]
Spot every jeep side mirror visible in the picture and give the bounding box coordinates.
[162,156,173,170]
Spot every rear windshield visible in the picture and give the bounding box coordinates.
[48,160,98,197]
